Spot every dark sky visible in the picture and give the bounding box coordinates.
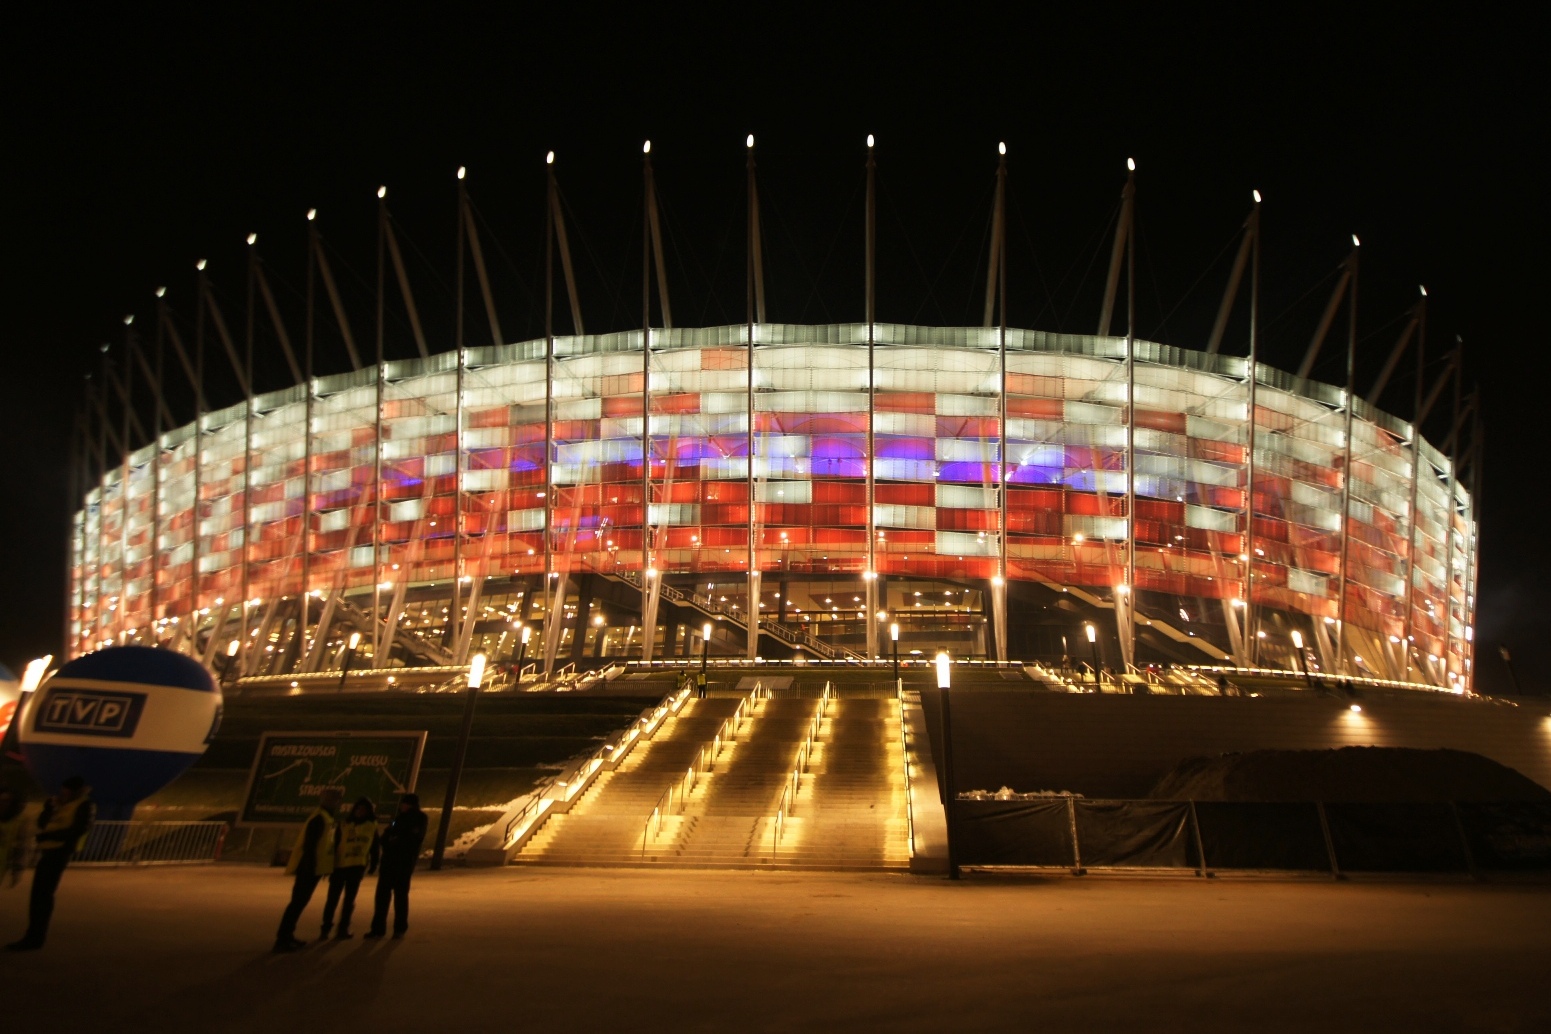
[4,5,1545,692]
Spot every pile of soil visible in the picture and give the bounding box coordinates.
[1148,746,1551,803]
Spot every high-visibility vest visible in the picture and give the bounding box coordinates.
[38,795,93,853]
[286,808,337,876]
[336,818,377,869]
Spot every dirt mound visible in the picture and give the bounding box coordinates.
[1148,747,1551,803]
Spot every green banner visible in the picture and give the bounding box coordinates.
[240,731,427,825]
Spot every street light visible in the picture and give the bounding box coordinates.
[1084,623,1101,689]
[699,622,712,698]
[936,650,959,880]
[433,652,487,870]
[1291,630,1314,688]
[891,622,901,696]
[338,631,361,692]
[515,624,532,679]
[224,638,240,689]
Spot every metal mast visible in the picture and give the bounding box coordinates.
[1335,237,1361,675]
[984,142,1009,663]
[1400,289,1427,681]
[1244,195,1261,662]
[865,134,879,660]
[641,140,673,661]
[745,134,764,659]
[543,154,556,674]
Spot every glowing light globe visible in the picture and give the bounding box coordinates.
[17,647,222,818]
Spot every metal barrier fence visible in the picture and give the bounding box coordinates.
[66,821,229,866]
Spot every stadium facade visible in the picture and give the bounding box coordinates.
[66,149,1479,692]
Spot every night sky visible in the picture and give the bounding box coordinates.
[5,6,1545,692]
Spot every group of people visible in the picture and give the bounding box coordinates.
[0,776,431,954]
[274,789,427,952]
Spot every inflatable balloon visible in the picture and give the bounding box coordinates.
[17,646,222,818]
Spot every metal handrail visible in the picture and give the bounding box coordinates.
[505,685,689,849]
[770,681,832,858]
[638,679,765,859]
[898,692,915,857]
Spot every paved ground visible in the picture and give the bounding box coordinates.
[1,866,1547,1032]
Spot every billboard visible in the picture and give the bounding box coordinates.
[240,731,427,825]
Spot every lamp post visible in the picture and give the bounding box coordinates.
[699,621,712,698]
[936,650,959,880]
[1084,622,1101,690]
[1291,630,1314,688]
[515,624,531,679]
[224,638,240,689]
[432,651,487,870]
[891,622,901,697]
[338,631,361,692]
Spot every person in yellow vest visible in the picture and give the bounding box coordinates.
[273,787,341,952]
[6,775,94,951]
[320,796,378,940]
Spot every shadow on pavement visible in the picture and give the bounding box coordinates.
[120,938,406,1032]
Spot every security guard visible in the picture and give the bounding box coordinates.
[695,670,707,699]
[320,797,378,940]
[273,788,340,952]
[6,775,94,951]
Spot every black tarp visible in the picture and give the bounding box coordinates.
[1455,801,1551,870]
[953,799,1074,867]
[1072,801,1195,869]
[950,798,1551,875]
[1193,802,1330,871]
[1324,802,1469,872]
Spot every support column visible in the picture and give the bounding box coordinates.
[542,573,568,676]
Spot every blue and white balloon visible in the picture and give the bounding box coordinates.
[18,646,222,815]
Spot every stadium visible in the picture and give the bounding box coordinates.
[66,147,1478,696]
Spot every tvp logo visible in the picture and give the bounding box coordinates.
[35,687,147,738]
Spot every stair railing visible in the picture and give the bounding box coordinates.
[638,679,766,860]
[770,682,834,859]
[641,784,672,860]
[898,694,915,858]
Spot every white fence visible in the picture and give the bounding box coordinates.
[67,821,229,866]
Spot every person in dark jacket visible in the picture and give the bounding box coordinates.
[321,797,378,940]
[274,788,342,952]
[364,793,427,939]
[7,776,94,951]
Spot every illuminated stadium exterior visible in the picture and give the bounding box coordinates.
[69,321,1477,689]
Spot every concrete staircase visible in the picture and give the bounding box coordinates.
[514,691,909,871]
[517,696,746,865]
